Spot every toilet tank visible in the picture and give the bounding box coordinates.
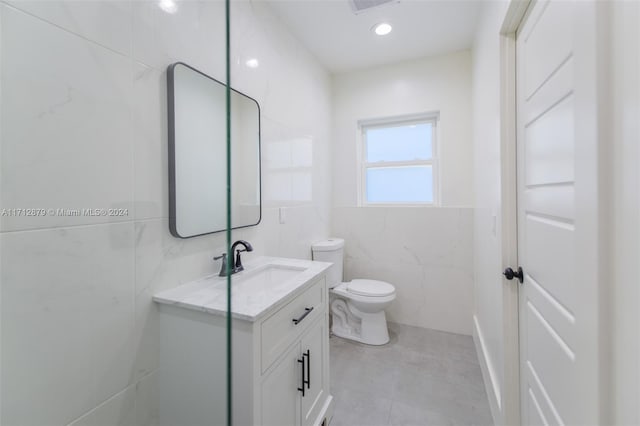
[311,238,344,288]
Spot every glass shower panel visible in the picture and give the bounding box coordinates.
[0,1,233,425]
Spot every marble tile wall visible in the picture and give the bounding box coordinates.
[0,1,331,424]
[332,207,474,335]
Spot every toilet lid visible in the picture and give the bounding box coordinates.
[347,279,395,297]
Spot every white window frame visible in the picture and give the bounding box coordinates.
[357,112,440,207]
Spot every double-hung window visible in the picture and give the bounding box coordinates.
[359,113,438,205]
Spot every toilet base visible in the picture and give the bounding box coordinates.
[331,305,390,346]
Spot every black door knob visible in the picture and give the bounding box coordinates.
[503,266,524,283]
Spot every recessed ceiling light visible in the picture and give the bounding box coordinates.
[158,0,177,14]
[373,22,392,36]
[245,58,259,68]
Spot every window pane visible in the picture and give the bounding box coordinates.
[366,166,433,203]
[366,123,432,162]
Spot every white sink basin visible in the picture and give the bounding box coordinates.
[153,256,331,321]
[232,264,306,289]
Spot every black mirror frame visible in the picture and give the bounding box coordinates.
[167,62,262,238]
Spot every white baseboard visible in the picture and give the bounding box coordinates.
[473,314,502,425]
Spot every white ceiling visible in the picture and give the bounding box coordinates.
[265,0,483,74]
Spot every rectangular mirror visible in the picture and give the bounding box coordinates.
[168,62,261,238]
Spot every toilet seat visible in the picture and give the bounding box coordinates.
[330,282,396,305]
[347,279,395,297]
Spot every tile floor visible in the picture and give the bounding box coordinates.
[329,323,493,426]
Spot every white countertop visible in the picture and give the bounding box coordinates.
[153,256,331,321]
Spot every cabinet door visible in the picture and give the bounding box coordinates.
[261,342,301,426]
[300,315,328,426]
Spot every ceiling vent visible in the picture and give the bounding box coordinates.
[349,0,399,14]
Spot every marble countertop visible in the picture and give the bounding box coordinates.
[153,256,331,322]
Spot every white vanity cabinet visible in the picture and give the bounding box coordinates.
[261,313,329,426]
[154,257,333,426]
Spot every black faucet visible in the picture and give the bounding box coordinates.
[213,240,254,277]
[230,240,253,273]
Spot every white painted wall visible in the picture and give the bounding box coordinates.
[332,50,473,208]
[331,51,474,335]
[470,1,510,424]
[0,1,331,425]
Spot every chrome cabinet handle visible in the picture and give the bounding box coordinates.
[292,307,314,325]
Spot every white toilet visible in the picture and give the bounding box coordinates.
[311,238,396,345]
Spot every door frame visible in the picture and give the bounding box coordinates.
[497,1,531,425]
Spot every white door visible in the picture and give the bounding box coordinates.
[515,0,601,424]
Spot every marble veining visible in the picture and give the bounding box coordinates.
[333,206,474,335]
[153,256,331,321]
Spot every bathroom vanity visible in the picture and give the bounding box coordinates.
[153,257,333,426]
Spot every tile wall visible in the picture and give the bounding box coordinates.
[332,207,474,335]
[0,1,331,424]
